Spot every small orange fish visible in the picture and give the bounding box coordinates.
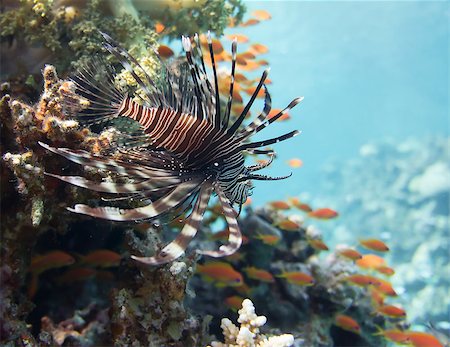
[224,251,245,262]
[81,250,121,268]
[235,282,252,296]
[376,278,398,296]
[375,265,395,276]
[289,198,312,212]
[406,331,444,347]
[243,86,265,98]
[355,254,386,270]
[345,274,381,287]
[369,287,385,307]
[197,261,243,286]
[243,267,275,283]
[57,267,97,284]
[249,43,269,54]
[308,208,339,220]
[243,197,252,206]
[287,158,303,168]
[30,251,75,274]
[154,22,165,34]
[374,328,410,345]
[269,200,291,210]
[225,33,249,43]
[240,18,260,27]
[359,238,389,252]
[338,248,363,261]
[234,72,249,82]
[255,234,280,246]
[267,108,290,121]
[157,45,174,58]
[201,36,224,54]
[276,219,300,232]
[277,271,315,286]
[308,239,329,251]
[377,304,406,318]
[335,314,361,334]
[225,295,245,311]
[252,9,272,21]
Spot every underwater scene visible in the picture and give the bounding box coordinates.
[0,0,448,346]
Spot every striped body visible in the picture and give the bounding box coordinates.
[41,31,303,265]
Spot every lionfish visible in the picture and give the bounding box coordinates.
[40,32,302,265]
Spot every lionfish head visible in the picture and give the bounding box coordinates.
[40,31,303,265]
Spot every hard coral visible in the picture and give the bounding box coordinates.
[208,299,295,347]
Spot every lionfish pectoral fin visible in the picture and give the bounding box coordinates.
[197,184,242,258]
[131,184,213,265]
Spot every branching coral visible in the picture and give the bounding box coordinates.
[208,299,295,347]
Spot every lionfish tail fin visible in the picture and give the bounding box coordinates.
[70,56,125,124]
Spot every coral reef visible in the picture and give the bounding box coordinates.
[208,299,295,347]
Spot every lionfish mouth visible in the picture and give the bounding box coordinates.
[40,31,303,265]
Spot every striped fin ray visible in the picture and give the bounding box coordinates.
[67,180,202,221]
[223,38,238,129]
[206,31,222,129]
[246,154,274,172]
[238,130,300,151]
[100,32,164,108]
[131,183,213,265]
[238,85,272,138]
[197,184,242,257]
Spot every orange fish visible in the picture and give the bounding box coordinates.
[30,251,75,274]
[277,271,315,286]
[235,282,252,296]
[345,274,381,287]
[276,219,300,232]
[225,295,245,311]
[374,328,410,345]
[256,59,269,66]
[243,86,265,98]
[405,331,444,347]
[255,234,280,246]
[287,158,303,168]
[243,267,275,283]
[200,36,224,54]
[355,254,386,270]
[243,197,252,206]
[154,22,165,34]
[234,72,249,82]
[197,261,243,286]
[369,287,385,307]
[267,108,290,121]
[237,60,260,71]
[157,45,174,58]
[237,52,256,61]
[224,252,245,262]
[57,267,97,284]
[252,9,272,21]
[269,200,291,210]
[289,198,312,212]
[249,43,269,54]
[376,304,406,318]
[375,265,395,276]
[376,278,398,296]
[308,239,329,251]
[335,314,361,334]
[240,18,260,27]
[225,34,249,43]
[81,250,121,268]
[359,238,389,252]
[308,208,339,220]
[338,248,363,261]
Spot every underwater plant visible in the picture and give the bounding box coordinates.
[40,31,303,265]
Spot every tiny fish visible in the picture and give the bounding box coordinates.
[235,282,252,296]
[269,200,291,210]
[157,45,174,59]
[405,331,444,347]
[359,238,389,252]
[355,254,386,270]
[308,239,329,251]
[30,251,75,274]
[369,287,385,307]
[276,219,300,232]
[57,267,97,284]
[277,271,315,286]
[256,59,269,66]
[376,278,398,296]
[289,197,312,212]
[375,265,395,276]
[81,250,122,268]
[240,18,260,27]
[308,208,339,220]
[250,43,269,54]
[338,248,363,261]
[374,327,410,345]
[255,234,280,246]
[225,34,249,43]
[244,86,265,98]
[345,274,380,287]
[225,295,245,311]
[243,266,275,283]
[197,261,243,286]
[252,9,272,21]
[243,197,252,206]
[376,304,406,318]
[154,22,165,34]
[287,158,303,168]
[335,314,361,334]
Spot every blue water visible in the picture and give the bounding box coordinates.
[225,1,448,205]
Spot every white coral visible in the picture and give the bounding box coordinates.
[207,299,294,347]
